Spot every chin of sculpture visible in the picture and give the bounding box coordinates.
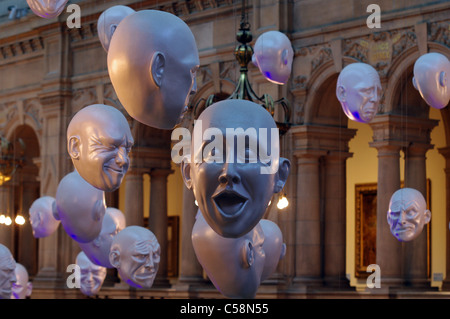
[26,0,68,18]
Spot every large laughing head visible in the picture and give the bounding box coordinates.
[182,99,290,238]
[67,104,134,192]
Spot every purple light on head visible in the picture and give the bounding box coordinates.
[264,71,272,80]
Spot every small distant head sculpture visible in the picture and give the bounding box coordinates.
[109,226,160,289]
[107,10,200,129]
[76,251,107,297]
[387,188,431,242]
[67,104,134,192]
[55,170,107,243]
[0,244,16,299]
[252,30,294,85]
[79,207,126,268]
[29,196,60,238]
[259,219,286,282]
[413,52,450,110]
[11,263,32,299]
[26,0,68,19]
[192,212,266,299]
[336,63,382,123]
[97,5,136,52]
[181,99,290,238]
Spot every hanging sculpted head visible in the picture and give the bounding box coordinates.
[11,263,32,299]
[97,5,136,52]
[107,10,200,129]
[0,244,16,300]
[29,196,60,238]
[76,251,107,297]
[26,0,68,18]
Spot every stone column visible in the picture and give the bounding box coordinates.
[369,115,407,287]
[403,143,433,287]
[292,150,326,288]
[123,168,144,227]
[439,147,450,290]
[148,168,173,287]
[323,151,353,288]
[177,184,205,285]
[0,185,13,250]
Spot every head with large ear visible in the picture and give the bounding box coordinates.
[97,5,136,52]
[387,188,431,242]
[55,170,106,243]
[67,104,134,192]
[29,196,60,238]
[0,244,16,299]
[76,251,107,297]
[336,62,382,123]
[191,213,266,298]
[26,0,69,18]
[259,219,286,282]
[252,30,294,85]
[181,99,290,238]
[109,226,160,289]
[11,263,32,299]
[107,10,200,130]
[413,52,450,110]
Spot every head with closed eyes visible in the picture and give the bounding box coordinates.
[76,251,107,297]
[387,188,431,242]
[67,104,134,192]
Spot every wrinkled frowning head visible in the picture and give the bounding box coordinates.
[76,251,107,297]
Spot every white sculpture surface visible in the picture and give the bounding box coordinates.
[387,188,431,242]
[0,244,16,299]
[11,263,32,299]
[413,52,450,109]
[79,207,126,268]
[29,196,60,238]
[97,5,136,52]
[67,104,134,192]
[76,251,107,297]
[181,99,290,238]
[336,62,382,123]
[55,170,106,243]
[109,226,160,289]
[26,0,68,18]
[259,219,286,282]
[107,10,200,129]
[192,212,265,299]
[252,30,294,85]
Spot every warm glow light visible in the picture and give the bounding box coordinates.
[194,200,198,207]
[15,215,25,225]
[277,195,289,210]
[4,216,12,226]
[268,200,272,207]
[0,214,5,224]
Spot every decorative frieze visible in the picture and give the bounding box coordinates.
[0,37,44,61]
[428,21,450,47]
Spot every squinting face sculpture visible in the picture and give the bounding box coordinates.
[109,226,160,289]
[67,104,134,192]
[26,0,68,19]
[336,63,382,123]
[55,170,106,243]
[11,263,32,299]
[0,244,16,299]
[413,52,450,109]
[252,30,294,85]
[29,196,60,238]
[108,10,200,130]
[182,99,290,238]
[79,207,126,268]
[76,252,107,297]
[192,212,266,299]
[387,188,431,242]
[97,5,136,52]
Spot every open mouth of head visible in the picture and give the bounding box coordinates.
[105,165,123,174]
[213,190,248,218]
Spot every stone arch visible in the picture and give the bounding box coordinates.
[304,59,348,127]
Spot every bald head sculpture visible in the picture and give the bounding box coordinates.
[181,99,290,238]
[336,63,382,123]
[29,196,60,238]
[252,30,294,85]
[109,226,160,289]
[107,10,200,129]
[97,5,136,52]
[76,251,107,297]
[413,52,450,110]
[11,263,32,299]
[0,244,16,299]
[26,0,68,18]
[67,104,134,192]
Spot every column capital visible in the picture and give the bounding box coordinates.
[438,146,450,159]
[369,140,405,154]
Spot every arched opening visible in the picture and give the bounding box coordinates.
[9,124,40,277]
